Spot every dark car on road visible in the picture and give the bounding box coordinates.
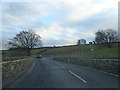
[36,54,42,58]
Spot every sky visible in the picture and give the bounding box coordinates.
[0,0,119,50]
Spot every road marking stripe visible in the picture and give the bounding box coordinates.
[59,65,65,69]
[84,67,119,77]
[52,61,66,69]
[69,70,87,83]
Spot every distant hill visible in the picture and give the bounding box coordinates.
[2,43,119,59]
[41,43,118,59]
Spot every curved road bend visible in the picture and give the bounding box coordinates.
[12,57,118,88]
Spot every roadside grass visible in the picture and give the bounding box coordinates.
[2,49,28,57]
[31,47,55,55]
[93,47,118,58]
[2,47,51,58]
[31,48,44,54]
[1,43,118,59]
[42,43,118,59]
[42,43,119,74]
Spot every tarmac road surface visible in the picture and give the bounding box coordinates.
[11,57,118,88]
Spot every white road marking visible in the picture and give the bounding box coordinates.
[59,65,65,69]
[51,61,66,69]
[84,67,119,77]
[69,70,87,83]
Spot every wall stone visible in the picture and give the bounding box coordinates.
[53,56,119,75]
[2,57,34,88]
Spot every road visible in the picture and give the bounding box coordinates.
[11,57,118,88]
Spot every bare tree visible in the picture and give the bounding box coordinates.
[7,30,42,56]
[95,29,118,48]
[95,30,106,44]
[105,29,117,43]
[115,35,120,42]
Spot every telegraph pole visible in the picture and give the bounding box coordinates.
[89,42,94,58]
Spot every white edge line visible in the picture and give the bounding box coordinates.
[59,65,65,69]
[84,67,119,77]
[53,62,66,69]
[69,70,87,83]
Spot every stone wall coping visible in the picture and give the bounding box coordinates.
[0,59,30,64]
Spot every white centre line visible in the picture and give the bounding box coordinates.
[59,65,65,69]
[69,70,87,83]
[51,61,66,69]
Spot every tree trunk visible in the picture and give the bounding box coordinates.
[27,48,31,56]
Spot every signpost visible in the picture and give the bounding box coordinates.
[89,42,94,58]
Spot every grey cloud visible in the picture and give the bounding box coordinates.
[1,1,118,50]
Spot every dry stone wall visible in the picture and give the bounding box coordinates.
[53,56,119,75]
[2,57,34,88]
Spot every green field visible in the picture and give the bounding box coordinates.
[2,47,52,58]
[2,43,118,75]
[2,43,119,59]
[42,43,118,59]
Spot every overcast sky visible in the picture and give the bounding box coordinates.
[0,0,119,50]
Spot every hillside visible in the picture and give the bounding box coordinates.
[2,47,50,57]
[41,43,118,59]
[1,43,119,59]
